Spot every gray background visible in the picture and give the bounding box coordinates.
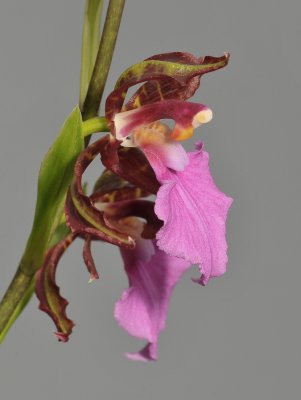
[0,0,300,399]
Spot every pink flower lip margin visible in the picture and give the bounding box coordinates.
[149,141,233,286]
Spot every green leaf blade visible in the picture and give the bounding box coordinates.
[21,106,84,275]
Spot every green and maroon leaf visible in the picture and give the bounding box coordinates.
[35,234,77,342]
[105,52,229,124]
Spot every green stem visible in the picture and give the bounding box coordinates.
[0,270,32,341]
[81,0,125,121]
[0,0,125,339]
[79,0,104,109]
[83,116,109,136]
[0,275,34,343]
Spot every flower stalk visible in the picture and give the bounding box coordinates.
[82,117,109,136]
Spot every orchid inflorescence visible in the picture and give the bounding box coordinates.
[35,51,232,361]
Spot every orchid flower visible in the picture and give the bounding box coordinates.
[35,51,232,361]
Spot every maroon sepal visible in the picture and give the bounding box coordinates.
[65,137,136,249]
[103,199,163,240]
[91,186,149,204]
[83,236,99,282]
[105,52,229,124]
[93,169,131,194]
[124,52,211,110]
[65,190,133,248]
[91,169,150,203]
[100,136,159,194]
[35,234,77,342]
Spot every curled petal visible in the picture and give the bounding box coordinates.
[65,190,134,248]
[100,136,159,194]
[114,100,212,142]
[124,52,208,111]
[145,144,233,285]
[35,234,77,342]
[91,169,150,204]
[106,52,229,124]
[115,241,191,361]
[102,199,163,240]
[91,186,150,204]
[93,169,131,195]
[65,137,135,249]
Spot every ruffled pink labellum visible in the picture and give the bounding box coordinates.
[144,141,233,285]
